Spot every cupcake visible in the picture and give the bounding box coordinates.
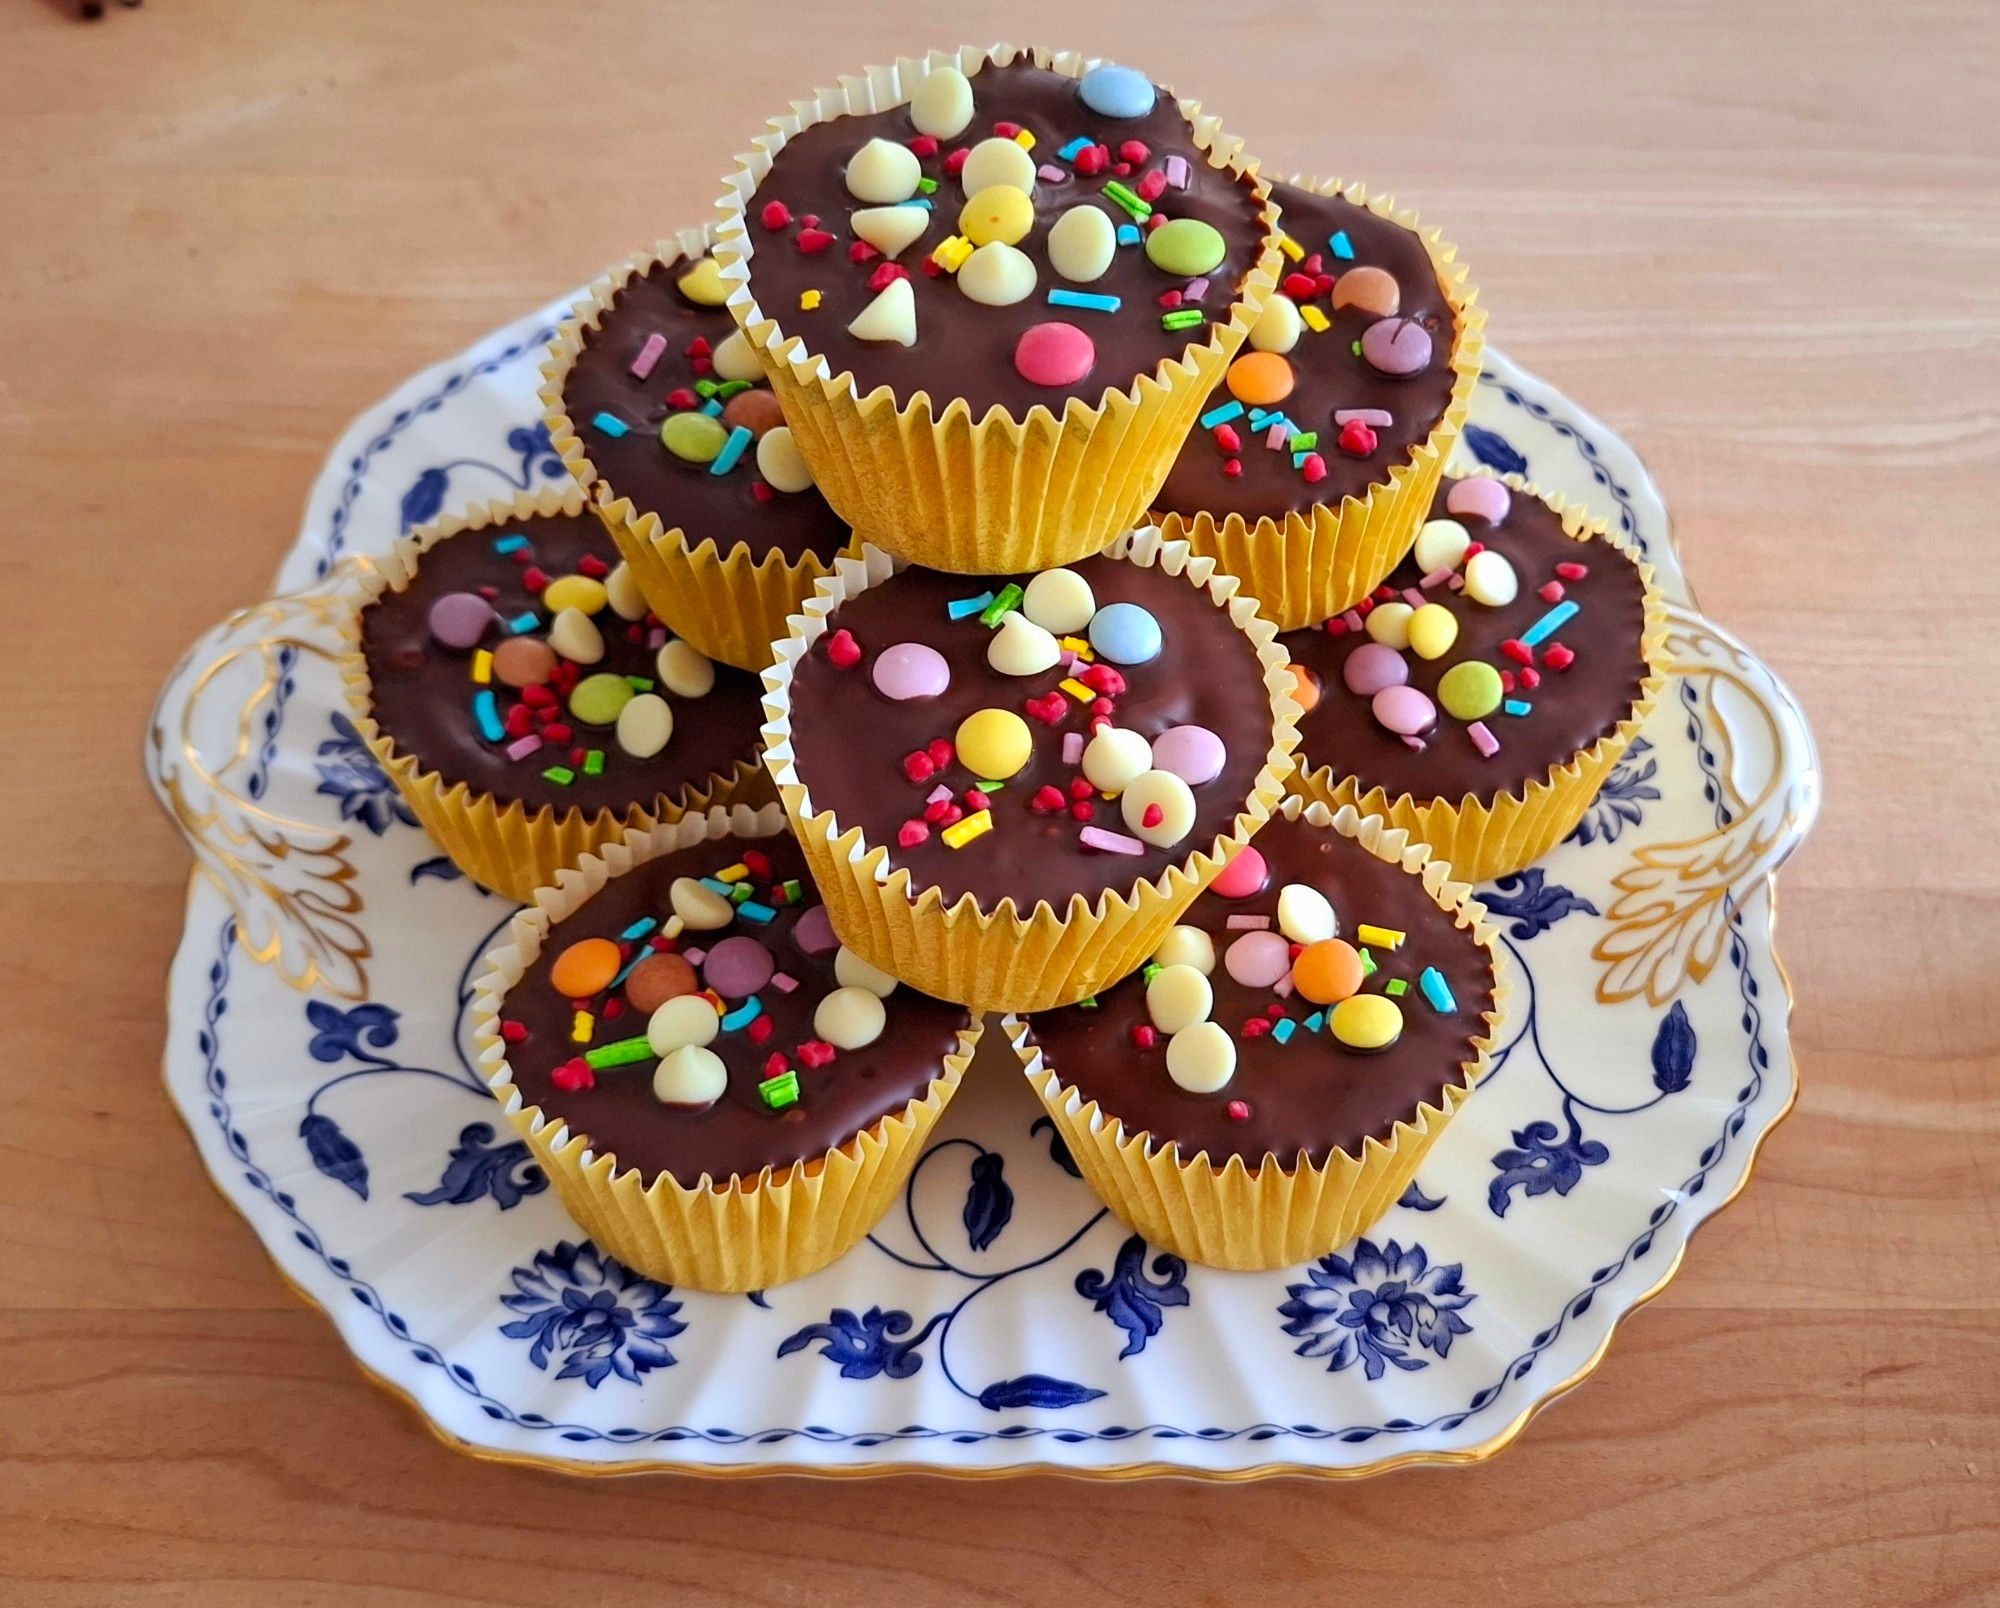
[761,530,1301,1013]
[712,45,1282,573]
[1283,473,1668,882]
[472,804,979,1292]
[542,225,859,671]
[344,485,768,902]
[1008,796,1503,1270]
[1151,177,1483,630]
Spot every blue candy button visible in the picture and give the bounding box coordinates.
[1078,64,1155,120]
[1088,601,1163,665]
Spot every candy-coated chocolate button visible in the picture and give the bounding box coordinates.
[656,639,715,699]
[873,641,952,700]
[1078,63,1156,119]
[1463,549,1519,607]
[625,952,698,1015]
[791,904,839,956]
[1152,923,1215,974]
[604,562,650,620]
[1292,938,1363,1005]
[987,612,1061,676]
[1285,663,1320,714]
[550,937,622,999]
[1022,568,1096,634]
[1413,518,1472,574]
[1438,660,1504,722]
[1048,203,1116,282]
[1360,317,1434,376]
[1014,321,1095,387]
[492,636,557,688]
[1248,293,1302,355]
[845,136,922,204]
[1365,601,1414,650]
[955,707,1033,780]
[1082,725,1153,792]
[1407,604,1458,661]
[1224,350,1295,406]
[569,671,635,727]
[1120,768,1195,847]
[756,427,815,493]
[1446,477,1512,525]
[1165,1020,1236,1093]
[959,184,1035,247]
[1146,963,1212,1035]
[1342,641,1409,697]
[834,945,899,998]
[1372,684,1437,736]
[1150,724,1224,785]
[669,876,735,930]
[1332,266,1401,318]
[1209,843,1267,899]
[960,136,1037,196]
[675,257,728,307]
[815,985,886,1050]
[1223,929,1291,989]
[1145,217,1226,277]
[910,65,974,139]
[647,992,721,1057]
[1331,993,1403,1051]
[957,241,1037,307]
[702,934,774,998]
[653,1043,727,1107]
[723,389,787,438]
[428,592,492,650]
[1088,601,1162,664]
[1277,883,1336,945]
[661,411,729,463]
[548,607,605,665]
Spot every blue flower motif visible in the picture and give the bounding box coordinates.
[299,1111,369,1199]
[1651,1001,1697,1094]
[1461,424,1528,478]
[399,467,449,532]
[305,999,399,1063]
[315,714,416,835]
[1481,867,1600,940]
[1280,1239,1475,1380]
[1568,738,1661,846]
[507,422,564,482]
[499,1240,685,1387]
[1075,1234,1189,1359]
[404,1122,546,1210]
[777,1306,932,1380]
[1488,1112,1611,1217]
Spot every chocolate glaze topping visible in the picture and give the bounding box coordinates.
[560,255,852,563]
[744,59,1272,415]
[502,831,968,1183]
[1023,812,1495,1166]
[361,513,764,815]
[1282,478,1651,804]
[1154,184,1460,522]
[785,557,1277,910]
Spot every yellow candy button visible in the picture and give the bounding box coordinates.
[1407,603,1459,661]
[955,707,1033,780]
[1330,993,1404,1052]
[958,184,1035,247]
[543,575,608,616]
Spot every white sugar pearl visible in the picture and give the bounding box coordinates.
[1166,1020,1236,1093]
[1276,883,1337,945]
[652,1043,727,1107]
[1082,726,1153,793]
[834,945,899,999]
[669,876,734,931]
[814,985,886,1050]
[1021,568,1096,635]
[845,137,922,204]
[1146,963,1212,1035]
[648,993,721,1057]
[1152,924,1216,975]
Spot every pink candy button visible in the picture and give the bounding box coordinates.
[428,591,493,650]
[1342,641,1409,697]
[1446,477,1512,526]
[1151,724,1225,785]
[1360,317,1434,377]
[1209,844,1267,899]
[1224,930,1291,989]
[871,641,950,701]
[1014,321,1096,388]
[1372,684,1438,737]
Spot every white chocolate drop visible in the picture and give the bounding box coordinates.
[1248,293,1303,354]
[987,611,1062,676]
[756,426,815,493]
[1413,519,1473,575]
[1120,769,1196,848]
[959,136,1036,196]
[814,985,886,1050]
[956,241,1036,306]
[1146,963,1213,1035]
[1276,883,1337,945]
[849,204,930,258]
[1165,1020,1236,1093]
[834,945,899,999]
[1464,549,1520,607]
[668,876,734,931]
[604,561,650,621]
[1021,568,1096,635]
[656,639,715,699]
[1047,204,1117,283]
[847,277,918,346]
[647,993,721,1057]
[1151,924,1216,975]
[1081,726,1153,793]
[615,692,673,760]
[547,607,604,665]
[710,329,763,383]
[652,1043,727,1106]
[845,137,922,204]
[909,65,974,139]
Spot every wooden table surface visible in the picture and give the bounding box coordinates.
[4,0,1995,1601]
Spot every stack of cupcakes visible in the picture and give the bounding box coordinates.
[335,44,1670,1289]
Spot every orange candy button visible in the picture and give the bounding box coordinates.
[1292,938,1363,1006]
[550,937,622,1000]
[1285,662,1320,715]
[1224,350,1295,406]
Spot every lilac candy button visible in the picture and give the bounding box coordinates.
[428,591,493,650]
[1342,641,1409,697]
[1446,477,1512,526]
[701,935,774,999]
[1223,930,1291,989]
[1151,724,1225,786]
[871,641,950,701]
[1360,317,1434,377]
[791,904,839,957]
[1372,684,1438,737]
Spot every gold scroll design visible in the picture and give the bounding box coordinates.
[149,562,377,1001]
[1594,603,1818,1006]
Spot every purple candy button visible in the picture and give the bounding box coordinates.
[1360,317,1434,377]
[428,591,493,650]
[791,904,839,957]
[872,641,951,701]
[1342,641,1409,698]
[702,935,775,999]
[1445,477,1512,526]
[1151,724,1225,786]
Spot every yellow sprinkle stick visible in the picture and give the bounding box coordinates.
[1013,129,1036,150]
[571,1010,594,1044]
[799,288,822,310]
[1060,678,1094,702]
[716,863,749,883]
[471,649,493,684]
[1277,232,1305,262]
[1059,637,1095,660]
[1300,304,1330,333]
[941,809,994,849]
[1356,924,1406,951]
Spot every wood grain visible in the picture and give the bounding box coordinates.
[2,0,1996,1601]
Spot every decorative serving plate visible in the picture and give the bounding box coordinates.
[149,295,1818,1478]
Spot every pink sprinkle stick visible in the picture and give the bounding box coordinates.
[630,332,669,380]
[1182,276,1210,301]
[1164,154,1190,189]
[1273,976,1295,999]
[647,627,668,648]
[1061,732,1085,765]
[1401,734,1428,752]
[1037,163,1069,183]
[1266,423,1290,449]
[927,783,953,805]
[1225,913,1272,930]
[1342,609,1365,632]
[505,735,543,761]
[1402,588,1428,609]
[1419,567,1457,590]
[1334,408,1394,428]
[681,946,707,965]
[1079,825,1145,855]
[1467,721,1501,757]
[769,971,799,994]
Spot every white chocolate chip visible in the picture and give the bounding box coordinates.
[604,561,650,621]
[1464,549,1520,607]
[845,136,922,204]
[755,426,815,494]
[1152,923,1216,975]
[956,240,1037,306]
[849,204,930,258]
[669,876,734,931]
[1276,883,1337,945]
[1120,769,1197,849]
[814,985,886,1051]
[711,329,763,383]
[909,65,974,139]
[1248,293,1303,355]
[1165,1020,1236,1093]
[1047,203,1117,283]
[547,607,604,665]
[1021,568,1096,635]
[1146,963,1212,1035]
[652,1043,727,1107]
[656,639,715,699]
[986,610,1062,676]
[959,136,1036,196]
[1082,726,1153,793]
[647,992,721,1057]
[834,945,899,999]
[614,692,673,760]
[847,276,918,346]
[1413,519,1473,575]
[1366,601,1414,650]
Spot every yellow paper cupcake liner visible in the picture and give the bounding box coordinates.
[540,225,861,672]
[712,44,1285,575]
[1150,176,1486,631]
[337,484,766,904]
[760,529,1303,1013]
[1004,796,1507,1270]
[1290,473,1671,883]
[470,802,981,1292]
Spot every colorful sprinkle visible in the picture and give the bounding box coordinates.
[1079,825,1146,855]
[1329,230,1355,260]
[1520,600,1580,648]
[1047,288,1122,314]
[1357,924,1406,952]
[941,809,993,849]
[1420,968,1457,1013]
[759,1069,801,1110]
[1467,721,1501,758]
[591,412,629,437]
[630,332,668,379]
[583,1035,654,1070]
[948,590,997,620]
[473,690,503,742]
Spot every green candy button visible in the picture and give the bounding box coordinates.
[1144,217,1227,278]
[1438,660,1504,722]
[660,411,729,463]
[569,672,637,727]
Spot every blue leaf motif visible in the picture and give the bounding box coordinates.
[305,999,400,1063]
[1030,1115,1082,1178]
[962,1151,1013,1252]
[1075,1234,1189,1359]
[1487,1114,1610,1218]
[498,1240,684,1388]
[776,1307,929,1381]
[404,1122,547,1209]
[975,1374,1107,1411]
[299,1112,369,1199]
[1278,1239,1475,1381]
[400,467,449,531]
[1481,868,1600,940]
[1462,424,1528,478]
[1398,1182,1447,1212]
[409,855,464,885]
[1651,1001,1697,1093]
